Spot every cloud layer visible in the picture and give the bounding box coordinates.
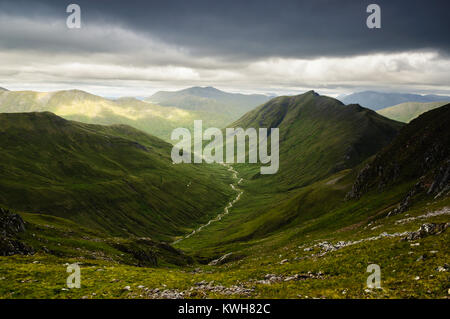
[0,0,449,96]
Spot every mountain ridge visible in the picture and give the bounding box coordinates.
[147,86,272,117]
[231,90,404,190]
[0,111,233,240]
[339,90,450,110]
[377,101,448,123]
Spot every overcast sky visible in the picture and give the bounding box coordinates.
[0,0,449,97]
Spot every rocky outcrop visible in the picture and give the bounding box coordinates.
[0,208,26,236]
[0,208,34,256]
[124,281,254,299]
[347,104,450,204]
[254,272,325,285]
[428,159,450,197]
[402,223,449,241]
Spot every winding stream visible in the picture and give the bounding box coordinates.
[173,164,243,244]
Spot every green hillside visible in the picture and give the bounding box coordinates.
[350,103,450,200]
[176,91,404,254]
[377,101,449,123]
[0,112,233,241]
[230,91,403,190]
[0,90,231,141]
[0,99,448,300]
[171,105,449,299]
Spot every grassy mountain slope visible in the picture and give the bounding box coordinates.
[377,101,448,123]
[231,91,403,191]
[176,91,403,254]
[147,86,271,117]
[339,91,450,110]
[174,106,449,299]
[348,103,450,200]
[1,102,448,299]
[0,112,233,241]
[0,90,231,141]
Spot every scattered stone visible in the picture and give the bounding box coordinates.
[256,272,324,285]
[195,280,208,286]
[403,223,449,241]
[436,265,448,272]
[280,259,289,264]
[302,231,408,257]
[396,207,450,224]
[416,255,427,262]
[123,286,131,291]
[143,283,253,299]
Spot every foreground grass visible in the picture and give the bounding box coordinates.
[1,191,448,299]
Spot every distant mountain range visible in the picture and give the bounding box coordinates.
[147,86,272,117]
[338,91,450,110]
[0,89,232,141]
[377,101,449,123]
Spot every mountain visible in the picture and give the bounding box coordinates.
[0,89,232,141]
[147,86,271,117]
[1,100,449,299]
[178,98,449,281]
[230,91,403,190]
[0,112,233,241]
[0,87,7,91]
[339,91,450,110]
[377,101,448,123]
[348,103,450,201]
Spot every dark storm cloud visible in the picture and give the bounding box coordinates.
[0,0,449,59]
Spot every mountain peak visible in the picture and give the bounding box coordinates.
[232,91,403,189]
[305,90,319,96]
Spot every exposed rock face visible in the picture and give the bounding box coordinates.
[0,208,34,256]
[428,159,450,197]
[0,208,26,236]
[347,104,450,203]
